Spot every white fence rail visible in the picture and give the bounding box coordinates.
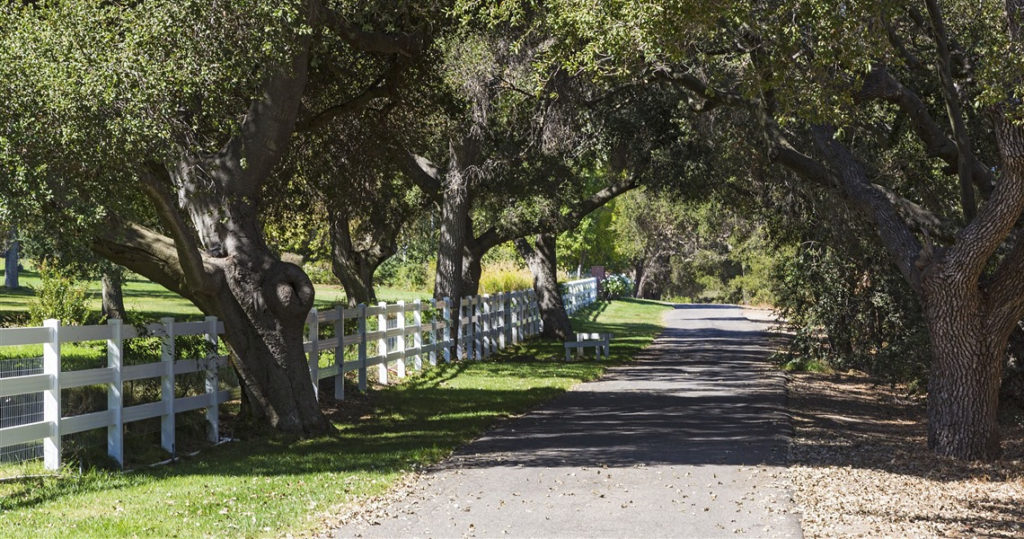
[0,317,227,471]
[0,278,598,471]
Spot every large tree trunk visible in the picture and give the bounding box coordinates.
[434,139,475,303]
[4,231,18,289]
[461,240,484,297]
[214,256,325,435]
[919,275,1004,460]
[92,18,331,436]
[101,269,127,320]
[516,234,573,341]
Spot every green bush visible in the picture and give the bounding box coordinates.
[28,262,92,326]
[376,257,432,291]
[479,262,533,293]
[602,274,632,299]
[303,261,339,285]
[771,242,930,386]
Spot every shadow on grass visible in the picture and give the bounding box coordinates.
[0,286,34,297]
[0,360,596,512]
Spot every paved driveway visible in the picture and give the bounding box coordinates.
[331,304,801,538]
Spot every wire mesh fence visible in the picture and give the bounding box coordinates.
[0,356,43,463]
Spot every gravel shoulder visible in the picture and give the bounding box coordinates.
[786,370,1024,537]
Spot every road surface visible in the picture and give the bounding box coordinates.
[330,304,801,538]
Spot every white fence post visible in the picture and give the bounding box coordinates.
[413,300,423,371]
[475,296,483,360]
[428,299,438,366]
[481,294,491,358]
[107,318,124,468]
[357,303,368,392]
[307,308,320,400]
[457,299,466,361]
[395,301,406,378]
[42,319,61,471]
[502,293,512,348]
[160,317,176,456]
[377,301,388,385]
[442,297,452,363]
[335,305,346,400]
[205,316,219,443]
[511,292,520,344]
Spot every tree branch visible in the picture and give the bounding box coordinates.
[476,173,642,252]
[297,81,392,133]
[810,126,924,290]
[859,65,994,196]
[138,163,214,295]
[91,221,210,313]
[319,7,422,56]
[924,0,978,219]
[654,67,753,110]
[945,118,1024,284]
[402,152,443,200]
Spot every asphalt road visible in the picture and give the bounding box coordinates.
[331,304,802,538]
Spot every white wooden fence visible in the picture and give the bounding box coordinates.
[0,317,226,471]
[0,278,598,471]
[563,277,599,315]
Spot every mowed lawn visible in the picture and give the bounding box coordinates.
[0,269,429,322]
[0,299,668,538]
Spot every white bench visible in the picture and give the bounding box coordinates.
[564,332,612,361]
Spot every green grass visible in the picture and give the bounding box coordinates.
[0,299,669,538]
[1,269,200,321]
[0,269,431,322]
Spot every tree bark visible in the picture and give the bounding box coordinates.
[4,231,18,289]
[920,273,1004,459]
[632,259,646,299]
[461,239,485,297]
[434,139,475,304]
[516,234,573,341]
[327,206,397,306]
[101,269,127,320]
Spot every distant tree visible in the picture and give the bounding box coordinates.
[3,229,18,290]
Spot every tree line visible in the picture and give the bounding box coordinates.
[2,0,1024,461]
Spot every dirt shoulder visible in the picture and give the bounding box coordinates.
[786,371,1024,537]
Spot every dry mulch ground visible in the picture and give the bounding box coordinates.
[786,371,1024,538]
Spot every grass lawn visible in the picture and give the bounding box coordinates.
[0,299,668,538]
[0,269,430,323]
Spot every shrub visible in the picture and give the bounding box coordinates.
[771,243,930,386]
[28,262,92,326]
[376,257,432,292]
[303,261,339,285]
[479,262,533,293]
[602,274,633,299]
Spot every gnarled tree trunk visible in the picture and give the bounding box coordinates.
[101,269,127,320]
[92,20,331,436]
[516,233,573,341]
